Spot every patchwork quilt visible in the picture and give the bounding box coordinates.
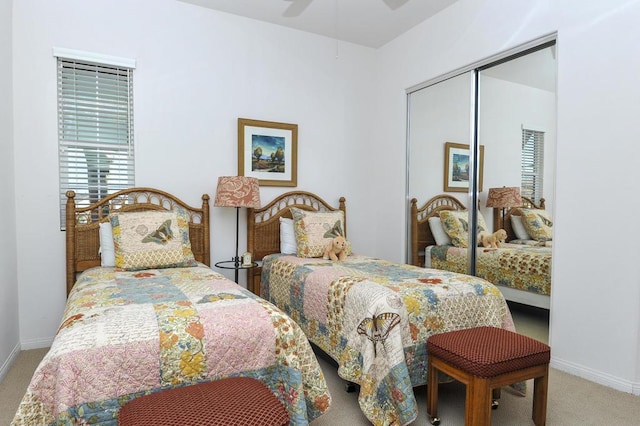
[261,254,517,426]
[12,265,330,425]
[429,243,552,296]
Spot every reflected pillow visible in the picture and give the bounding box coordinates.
[110,209,197,270]
[428,217,452,246]
[439,210,488,248]
[279,217,297,254]
[290,207,350,258]
[520,208,553,242]
[99,222,116,267]
[510,215,531,241]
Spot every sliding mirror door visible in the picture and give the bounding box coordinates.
[477,43,556,308]
[407,38,556,311]
[407,72,473,271]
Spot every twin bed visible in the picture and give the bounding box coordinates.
[247,191,521,426]
[410,194,552,309]
[14,187,535,426]
[12,188,330,425]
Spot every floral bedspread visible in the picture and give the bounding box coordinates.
[12,265,330,425]
[261,254,516,426]
[429,243,552,296]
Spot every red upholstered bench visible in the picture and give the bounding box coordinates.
[426,326,550,426]
[118,377,289,426]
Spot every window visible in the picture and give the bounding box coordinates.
[521,127,544,203]
[56,49,135,229]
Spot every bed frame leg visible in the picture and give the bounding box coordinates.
[344,381,358,393]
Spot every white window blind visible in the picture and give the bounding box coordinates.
[521,128,544,204]
[57,55,135,229]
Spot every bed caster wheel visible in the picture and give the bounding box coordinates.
[344,381,357,393]
[492,399,499,409]
[429,416,441,425]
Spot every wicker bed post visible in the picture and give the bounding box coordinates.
[202,194,211,266]
[410,198,419,267]
[66,190,77,296]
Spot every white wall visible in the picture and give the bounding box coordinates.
[11,0,376,348]
[0,0,20,382]
[375,0,640,393]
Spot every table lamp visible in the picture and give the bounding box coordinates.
[214,176,261,282]
[486,186,522,231]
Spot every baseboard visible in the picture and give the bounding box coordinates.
[0,342,21,384]
[551,356,639,395]
[20,337,54,351]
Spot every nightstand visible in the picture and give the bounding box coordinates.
[214,260,258,284]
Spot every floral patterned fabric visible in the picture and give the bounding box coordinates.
[261,254,517,426]
[429,243,552,296]
[439,210,489,248]
[520,208,554,242]
[290,207,348,258]
[12,265,330,426]
[110,209,198,271]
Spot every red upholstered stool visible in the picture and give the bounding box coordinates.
[118,377,289,426]
[426,326,550,426]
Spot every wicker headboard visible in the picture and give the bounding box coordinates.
[246,191,346,295]
[65,187,210,296]
[410,195,466,267]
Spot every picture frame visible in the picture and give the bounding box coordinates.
[238,118,298,187]
[443,142,485,192]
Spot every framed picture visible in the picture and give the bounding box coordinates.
[443,142,485,192]
[238,118,298,187]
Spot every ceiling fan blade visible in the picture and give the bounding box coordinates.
[283,0,314,18]
[383,0,409,10]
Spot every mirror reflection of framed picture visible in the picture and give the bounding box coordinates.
[238,118,298,187]
[443,142,484,192]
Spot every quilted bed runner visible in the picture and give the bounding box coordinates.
[12,265,330,425]
[261,254,517,426]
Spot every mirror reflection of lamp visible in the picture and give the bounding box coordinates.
[486,187,522,231]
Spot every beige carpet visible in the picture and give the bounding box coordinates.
[2,304,640,425]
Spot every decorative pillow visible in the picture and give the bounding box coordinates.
[109,209,197,270]
[290,207,350,258]
[520,208,553,242]
[99,222,116,267]
[428,217,452,246]
[438,210,488,248]
[279,217,297,254]
[510,215,531,241]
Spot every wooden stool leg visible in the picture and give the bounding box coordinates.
[532,366,549,426]
[427,358,441,425]
[492,387,501,409]
[467,377,491,425]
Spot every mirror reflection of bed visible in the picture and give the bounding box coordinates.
[410,194,551,310]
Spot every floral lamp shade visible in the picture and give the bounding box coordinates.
[486,187,522,209]
[214,176,261,209]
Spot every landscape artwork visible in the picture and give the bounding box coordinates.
[251,134,285,174]
[238,118,298,187]
[444,142,484,192]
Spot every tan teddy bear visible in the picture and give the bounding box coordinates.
[479,229,507,249]
[323,236,348,261]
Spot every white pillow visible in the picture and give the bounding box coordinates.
[428,217,452,246]
[510,215,531,240]
[279,217,297,254]
[99,221,116,267]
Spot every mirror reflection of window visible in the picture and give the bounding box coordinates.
[521,127,544,204]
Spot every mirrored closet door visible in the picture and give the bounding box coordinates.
[407,37,556,311]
